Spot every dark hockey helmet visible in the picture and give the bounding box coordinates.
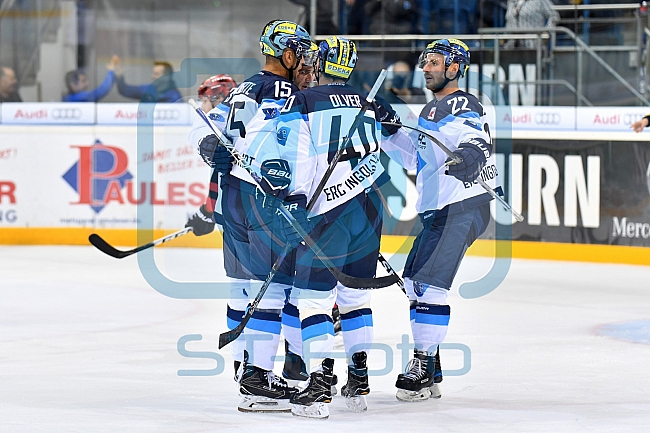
[418,38,470,78]
[198,74,237,103]
[259,20,313,60]
[317,36,357,81]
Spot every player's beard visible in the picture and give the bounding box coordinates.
[425,71,448,93]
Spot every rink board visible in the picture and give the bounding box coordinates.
[1,105,650,265]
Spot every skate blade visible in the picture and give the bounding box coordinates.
[429,383,442,399]
[283,378,309,389]
[344,395,367,412]
[291,402,329,419]
[238,395,292,413]
[396,388,432,402]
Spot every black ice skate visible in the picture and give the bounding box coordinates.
[430,347,443,399]
[395,349,436,402]
[282,340,309,386]
[238,351,298,413]
[290,358,334,419]
[341,351,370,412]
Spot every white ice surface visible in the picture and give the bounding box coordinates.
[1,245,650,432]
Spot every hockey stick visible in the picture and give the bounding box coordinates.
[88,227,193,259]
[381,122,524,222]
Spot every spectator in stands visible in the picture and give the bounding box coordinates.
[114,58,182,102]
[0,66,22,103]
[504,0,559,48]
[365,0,417,35]
[383,60,425,104]
[287,0,338,35]
[344,0,369,34]
[62,55,119,102]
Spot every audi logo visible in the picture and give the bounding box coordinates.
[153,109,181,121]
[51,108,83,120]
[534,113,561,125]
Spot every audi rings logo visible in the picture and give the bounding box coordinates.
[153,109,181,121]
[51,108,83,120]
[623,113,641,126]
[534,113,561,125]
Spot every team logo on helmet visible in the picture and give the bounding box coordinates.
[317,36,357,81]
[259,19,313,59]
[419,38,470,78]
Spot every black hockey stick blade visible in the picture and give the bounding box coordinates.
[89,233,133,259]
[219,321,245,349]
[89,227,193,259]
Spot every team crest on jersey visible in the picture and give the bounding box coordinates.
[277,127,290,145]
[263,107,279,120]
[427,107,436,120]
[209,113,224,122]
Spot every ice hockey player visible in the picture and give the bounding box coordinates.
[260,36,402,419]
[185,19,315,413]
[198,74,237,113]
[381,38,499,402]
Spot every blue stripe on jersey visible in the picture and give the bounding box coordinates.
[340,308,373,332]
[415,304,451,326]
[302,318,335,341]
[417,152,427,176]
[418,116,439,132]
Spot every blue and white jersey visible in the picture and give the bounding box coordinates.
[384,89,500,214]
[266,83,389,216]
[188,70,297,186]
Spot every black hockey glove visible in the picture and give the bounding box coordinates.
[276,194,311,249]
[185,205,215,236]
[260,159,292,200]
[373,95,402,136]
[445,138,491,183]
[198,134,234,173]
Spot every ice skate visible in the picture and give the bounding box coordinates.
[238,352,297,413]
[341,352,369,412]
[291,358,334,419]
[281,341,309,387]
[429,348,443,399]
[395,350,435,402]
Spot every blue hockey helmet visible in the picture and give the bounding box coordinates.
[260,20,313,59]
[418,38,470,78]
[317,36,357,81]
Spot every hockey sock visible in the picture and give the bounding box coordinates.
[338,305,374,358]
[412,303,450,355]
[300,308,335,373]
[227,278,250,363]
[282,301,302,357]
[244,309,282,371]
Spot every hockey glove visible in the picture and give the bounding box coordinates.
[373,95,402,136]
[185,205,215,236]
[276,194,311,249]
[198,134,234,173]
[260,159,292,200]
[446,139,491,183]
